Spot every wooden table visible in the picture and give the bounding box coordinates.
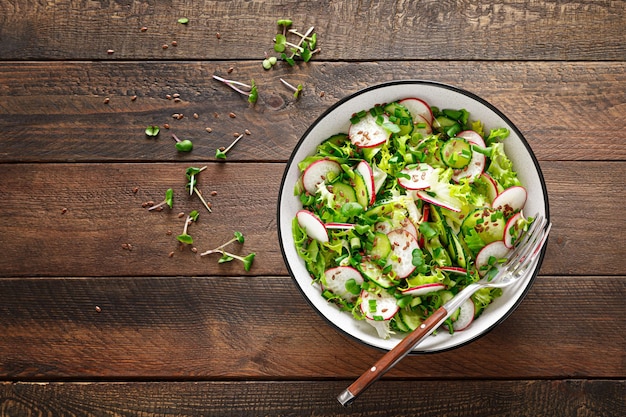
[1,1,624,415]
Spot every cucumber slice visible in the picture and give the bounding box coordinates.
[329,182,357,209]
[461,208,506,244]
[369,232,392,260]
[399,308,422,331]
[440,137,472,169]
[447,230,467,268]
[352,170,370,208]
[384,101,413,137]
[359,258,395,289]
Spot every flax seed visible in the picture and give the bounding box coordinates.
[216,32,221,39]
[162,44,169,50]
[229,112,236,118]
[107,49,114,55]
[173,93,180,98]
[95,306,102,313]
[103,97,110,104]
[205,127,212,133]
[141,26,148,32]
[193,113,199,119]
[131,95,137,101]
[173,98,182,103]
[132,187,139,193]
[171,40,178,47]
[168,251,175,257]
[210,191,218,196]
[61,207,67,214]
[166,94,172,100]
[227,66,234,73]
[178,212,185,218]
[163,123,170,129]
[244,129,251,135]
[191,247,198,253]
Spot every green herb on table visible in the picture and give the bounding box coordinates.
[171,133,193,152]
[215,133,245,160]
[280,78,303,98]
[145,125,160,137]
[177,17,189,24]
[200,231,256,271]
[147,188,174,211]
[185,166,212,212]
[177,210,199,244]
[212,75,258,104]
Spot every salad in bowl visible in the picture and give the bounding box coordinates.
[278,81,549,353]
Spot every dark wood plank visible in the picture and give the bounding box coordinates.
[0,161,624,277]
[0,276,623,379]
[1,0,625,60]
[1,62,624,163]
[1,380,624,417]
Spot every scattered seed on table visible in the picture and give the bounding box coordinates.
[227,66,234,73]
[174,98,181,103]
[233,132,240,137]
[168,251,175,258]
[229,112,236,118]
[163,123,170,129]
[95,306,102,313]
[107,49,114,55]
[173,93,180,98]
[210,191,218,196]
[61,207,68,214]
[162,44,169,49]
[216,32,221,39]
[132,187,139,193]
[178,212,185,218]
[219,146,226,151]
[141,26,148,32]
[320,91,325,97]
[213,112,219,118]
[171,41,178,47]
[166,94,172,100]
[191,247,198,253]
[245,129,251,135]
[166,230,172,236]
[131,95,137,101]
[176,114,184,120]
[193,113,199,119]
[103,97,110,104]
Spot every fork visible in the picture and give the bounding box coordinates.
[337,214,551,407]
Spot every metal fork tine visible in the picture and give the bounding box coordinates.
[508,218,551,277]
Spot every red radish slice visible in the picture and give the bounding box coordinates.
[421,204,430,222]
[416,190,462,213]
[323,266,364,302]
[492,186,527,217]
[302,159,342,194]
[504,212,524,248]
[438,266,468,275]
[456,130,486,147]
[411,114,433,138]
[296,210,328,243]
[401,282,446,296]
[386,229,420,278]
[398,163,436,190]
[399,97,433,125]
[452,298,475,331]
[400,218,418,240]
[325,222,356,230]
[480,173,499,203]
[475,240,509,276]
[451,149,486,183]
[372,165,387,195]
[349,113,391,148]
[356,160,376,205]
[360,289,399,320]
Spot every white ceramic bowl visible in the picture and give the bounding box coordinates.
[277,80,549,353]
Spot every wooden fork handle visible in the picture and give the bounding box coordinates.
[337,307,448,406]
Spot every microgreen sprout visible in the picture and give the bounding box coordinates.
[289,29,317,50]
[177,17,189,24]
[280,26,318,65]
[145,125,160,137]
[148,188,174,211]
[212,75,258,104]
[200,231,256,271]
[172,133,193,152]
[215,133,244,160]
[262,52,278,70]
[177,210,199,244]
[185,166,212,212]
[280,78,303,98]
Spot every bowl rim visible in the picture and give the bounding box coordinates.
[277,79,550,353]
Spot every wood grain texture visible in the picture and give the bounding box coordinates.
[0,276,623,379]
[1,61,625,163]
[1,0,625,61]
[0,161,624,277]
[1,380,624,417]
